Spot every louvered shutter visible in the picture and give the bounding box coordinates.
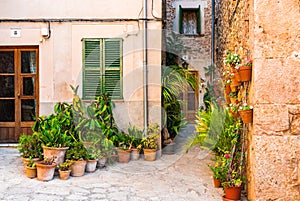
[83,39,101,99]
[197,5,201,34]
[103,39,122,99]
[179,5,183,34]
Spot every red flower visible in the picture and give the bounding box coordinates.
[225,154,230,159]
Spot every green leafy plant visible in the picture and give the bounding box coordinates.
[208,155,226,181]
[18,133,42,159]
[66,141,88,161]
[127,124,143,150]
[141,134,159,150]
[238,103,253,111]
[184,101,225,152]
[58,159,74,171]
[40,156,56,165]
[26,157,36,168]
[224,50,241,66]
[228,92,237,98]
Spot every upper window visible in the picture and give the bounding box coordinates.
[179,5,201,35]
[82,38,123,100]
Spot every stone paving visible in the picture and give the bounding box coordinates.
[0,146,224,201]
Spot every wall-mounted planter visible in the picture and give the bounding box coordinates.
[238,66,252,82]
[238,109,253,123]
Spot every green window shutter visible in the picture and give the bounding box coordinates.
[179,5,183,34]
[103,38,122,99]
[83,39,102,99]
[197,5,201,34]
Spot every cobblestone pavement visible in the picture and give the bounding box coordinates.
[0,146,224,201]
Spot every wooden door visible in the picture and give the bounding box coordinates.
[0,46,39,142]
[183,70,198,123]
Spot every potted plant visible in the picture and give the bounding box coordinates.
[33,103,73,166]
[58,159,73,180]
[223,50,241,69]
[35,156,56,181]
[208,156,226,188]
[127,124,143,161]
[97,138,114,168]
[66,141,88,177]
[113,132,132,163]
[238,103,253,124]
[18,133,42,168]
[24,157,37,179]
[141,123,160,161]
[228,92,237,104]
[236,59,252,82]
[85,146,101,172]
[222,152,245,201]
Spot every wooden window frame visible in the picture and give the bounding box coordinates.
[82,38,123,100]
[179,5,201,35]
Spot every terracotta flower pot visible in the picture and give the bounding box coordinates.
[85,159,98,172]
[224,186,242,200]
[71,160,87,177]
[231,76,240,87]
[238,66,252,82]
[59,169,71,180]
[225,84,231,95]
[25,166,37,178]
[213,178,221,188]
[143,149,156,161]
[117,149,131,163]
[42,146,69,165]
[230,97,236,104]
[239,109,253,124]
[130,148,140,161]
[22,157,41,170]
[222,195,241,201]
[36,162,56,181]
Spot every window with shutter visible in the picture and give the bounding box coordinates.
[179,5,201,35]
[82,38,123,100]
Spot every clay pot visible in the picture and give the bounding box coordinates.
[238,66,252,82]
[213,178,221,188]
[36,162,56,181]
[22,157,41,170]
[225,84,231,95]
[143,149,156,161]
[130,148,140,161]
[59,169,71,180]
[42,146,69,165]
[222,195,241,201]
[117,149,131,163]
[25,166,37,178]
[71,160,87,177]
[224,186,242,200]
[85,159,98,172]
[230,97,236,104]
[239,109,253,124]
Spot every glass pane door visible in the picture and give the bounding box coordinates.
[0,51,15,122]
[20,51,37,122]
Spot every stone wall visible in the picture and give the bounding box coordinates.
[216,0,300,200]
[164,0,212,80]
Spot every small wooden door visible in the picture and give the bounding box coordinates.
[0,46,39,142]
[182,70,198,123]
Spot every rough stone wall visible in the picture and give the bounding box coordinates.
[164,0,212,78]
[215,0,250,69]
[251,0,300,200]
[216,0,300,200]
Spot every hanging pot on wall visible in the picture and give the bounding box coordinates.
[238,66,252,82]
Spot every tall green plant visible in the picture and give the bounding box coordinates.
[184,102,225,152]
[162,65,197,139]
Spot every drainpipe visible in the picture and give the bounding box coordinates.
[143,0,148,133]
[211,0,215,81]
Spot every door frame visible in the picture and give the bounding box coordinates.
[0,46,39,142]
